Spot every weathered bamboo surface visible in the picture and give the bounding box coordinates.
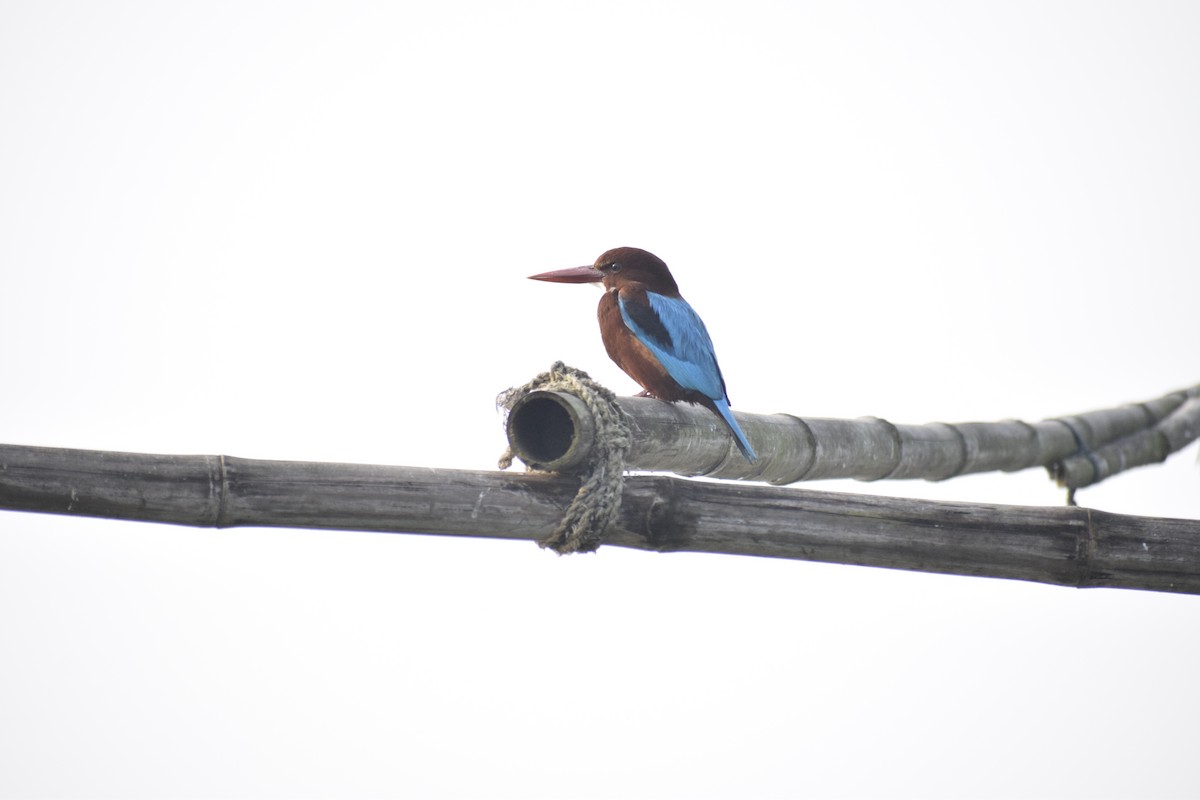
[503,382,1200,488]
[3,443,1199,594]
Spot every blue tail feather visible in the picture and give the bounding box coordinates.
[713,398,756,462]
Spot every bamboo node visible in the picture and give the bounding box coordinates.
[497,362,631,554]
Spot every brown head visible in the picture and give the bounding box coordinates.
[529,246,681,296]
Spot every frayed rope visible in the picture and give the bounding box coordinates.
[497,362,631,554]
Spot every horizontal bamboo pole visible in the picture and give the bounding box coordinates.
[503,383,1200,487]
[3,443,1199,594]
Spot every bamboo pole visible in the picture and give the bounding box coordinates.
[1050,395,1200,488]
[2,443,1199,594]
[503,381,1200,488]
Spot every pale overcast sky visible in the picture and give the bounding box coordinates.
[2,2,1199,798]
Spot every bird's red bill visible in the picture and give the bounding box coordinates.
[528,266,602,284]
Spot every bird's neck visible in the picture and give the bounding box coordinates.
[611,280,680,299]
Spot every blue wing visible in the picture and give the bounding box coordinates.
[618,292,725,401]
[619,292,757,461]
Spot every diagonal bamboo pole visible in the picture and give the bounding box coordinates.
[1,443,1198,594]
[1049,394,1200,488]
[502,376,1200,489]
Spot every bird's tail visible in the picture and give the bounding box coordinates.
[711,397,757,462]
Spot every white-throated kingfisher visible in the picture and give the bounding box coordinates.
[529,246,756,462]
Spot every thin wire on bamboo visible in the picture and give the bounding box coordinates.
[2,443,1199,595]
[502,376,1200,489]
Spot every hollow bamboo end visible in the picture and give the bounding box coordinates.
[505,390,596,472]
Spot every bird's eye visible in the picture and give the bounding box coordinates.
[608,262,622,272]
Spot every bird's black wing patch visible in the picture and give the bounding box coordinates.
[619,292,673,351]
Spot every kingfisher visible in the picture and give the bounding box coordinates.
[529,246,757,462]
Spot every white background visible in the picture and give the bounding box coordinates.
[2,2,1199,797]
